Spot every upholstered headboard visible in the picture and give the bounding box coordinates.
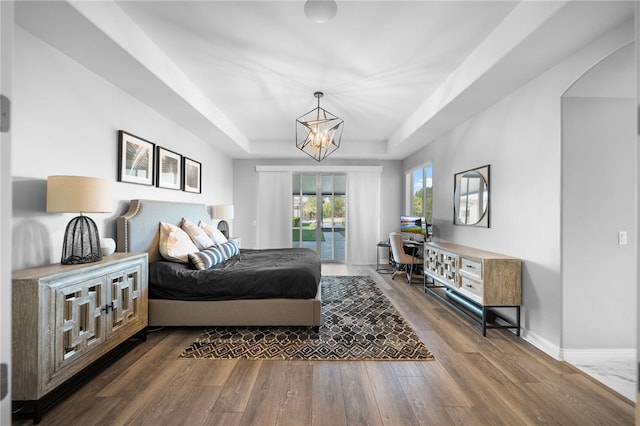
[116,199,211,263]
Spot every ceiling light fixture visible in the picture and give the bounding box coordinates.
[304,0,337,24]
[296,91,343,162]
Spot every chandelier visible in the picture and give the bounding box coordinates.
[296,91,344,162]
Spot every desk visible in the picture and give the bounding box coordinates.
[376,242,393,273]
[403,240,424,258]
[403,240,424,280]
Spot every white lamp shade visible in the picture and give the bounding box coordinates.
[47,175,113,213]
[212,204,234,220]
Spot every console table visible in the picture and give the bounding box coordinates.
[12,253,148,423]
[423,242,521,336]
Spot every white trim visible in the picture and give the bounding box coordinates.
[256,165,382,173]
[521,328,562,360]
[521,327,637,364]
[403,160,432,176]
[405,173,411,215]
[561,348,636,362]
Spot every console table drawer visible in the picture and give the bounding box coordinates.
[460,276,483,303]
[460,257,482,280]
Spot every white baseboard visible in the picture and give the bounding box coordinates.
[519,328,636,364]
[561,348,636,363]
[520,328,562,360]
[521,328,637,364]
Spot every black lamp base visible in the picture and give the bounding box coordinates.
[217,220,229,239]
[61,215,102,265]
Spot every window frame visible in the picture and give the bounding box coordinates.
[405,163,433,225]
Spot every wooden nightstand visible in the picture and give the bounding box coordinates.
[12,252,148,423]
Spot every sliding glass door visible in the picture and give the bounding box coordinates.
[292,174,346,262]
[292,175,317,252]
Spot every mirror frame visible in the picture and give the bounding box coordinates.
[453,164,490,228]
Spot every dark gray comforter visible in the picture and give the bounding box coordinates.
[148,247,321,301]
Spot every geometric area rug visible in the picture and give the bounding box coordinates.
[179,276,434,361]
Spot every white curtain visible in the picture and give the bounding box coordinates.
[257,171,292,249]
[346,172,381,265]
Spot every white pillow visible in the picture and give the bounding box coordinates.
[199,221,228,245]
[159,222,199,263]
[181,217,215,250]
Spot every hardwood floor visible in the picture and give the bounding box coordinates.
[13,264,635,425]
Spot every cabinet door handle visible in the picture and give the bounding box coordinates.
[102,302,114,313]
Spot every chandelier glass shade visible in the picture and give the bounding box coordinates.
[296,91,343,162]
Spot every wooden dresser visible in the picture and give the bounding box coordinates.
[423,242,521,336]
[12,252,148,423]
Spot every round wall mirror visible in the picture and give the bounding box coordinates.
[454,165,490,227]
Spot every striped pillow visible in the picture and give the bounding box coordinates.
[218,240,240,258]
[188,241,239,270]
[189,245,227,270]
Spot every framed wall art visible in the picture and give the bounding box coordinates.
[183,157,201,193]
[156,146,182,190]
[118,130,155,186]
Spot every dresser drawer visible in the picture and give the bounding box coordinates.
[460,257,482,280]
[460,275,483,303]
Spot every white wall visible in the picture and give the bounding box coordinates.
[233,158,402,254]
[12,27,233,270]
[562,96,636,350]
[402,24,633,355]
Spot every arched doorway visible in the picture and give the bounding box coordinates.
[561,42,637,400]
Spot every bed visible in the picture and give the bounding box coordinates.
[116,199,322,327]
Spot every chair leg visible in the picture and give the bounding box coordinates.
[408,263,413,285]
[391,264,401,280]
[392,264,409,282]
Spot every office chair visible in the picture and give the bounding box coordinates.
[388,232,423,285]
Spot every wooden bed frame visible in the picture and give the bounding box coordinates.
[116,199,322,327]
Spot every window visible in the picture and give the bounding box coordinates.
[408,164,432,224]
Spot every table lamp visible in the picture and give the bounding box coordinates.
[47,175,113,265]
[212,204,234,239]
